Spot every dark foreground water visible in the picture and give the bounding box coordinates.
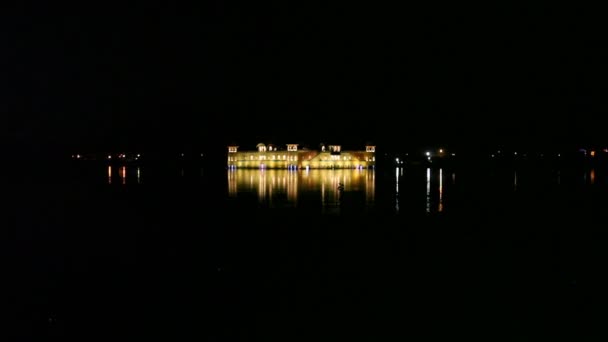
[6,164,608,341]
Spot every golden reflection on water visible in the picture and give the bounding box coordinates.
[227,169,375,208]
[107,166,142,185]
[120,166,127,185]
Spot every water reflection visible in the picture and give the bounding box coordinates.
[121,166,127,185]
[423,168,446,214]
[426,168,431,214]
[227,169,375,210]
[97,165,608,214]
[438,168,444,213]
[395,168,400,213]
[107,166,142,185]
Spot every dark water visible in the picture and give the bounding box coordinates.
[6,164,608,341]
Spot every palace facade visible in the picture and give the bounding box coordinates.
[227,143,376,169]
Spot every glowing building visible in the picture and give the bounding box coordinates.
[227,143,376,169]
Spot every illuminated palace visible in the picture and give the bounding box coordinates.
[227,143,376,169]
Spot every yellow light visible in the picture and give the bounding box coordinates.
[121,166,126,185]
[591,151,596,157]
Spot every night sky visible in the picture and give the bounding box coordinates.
[2,3,607,157]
